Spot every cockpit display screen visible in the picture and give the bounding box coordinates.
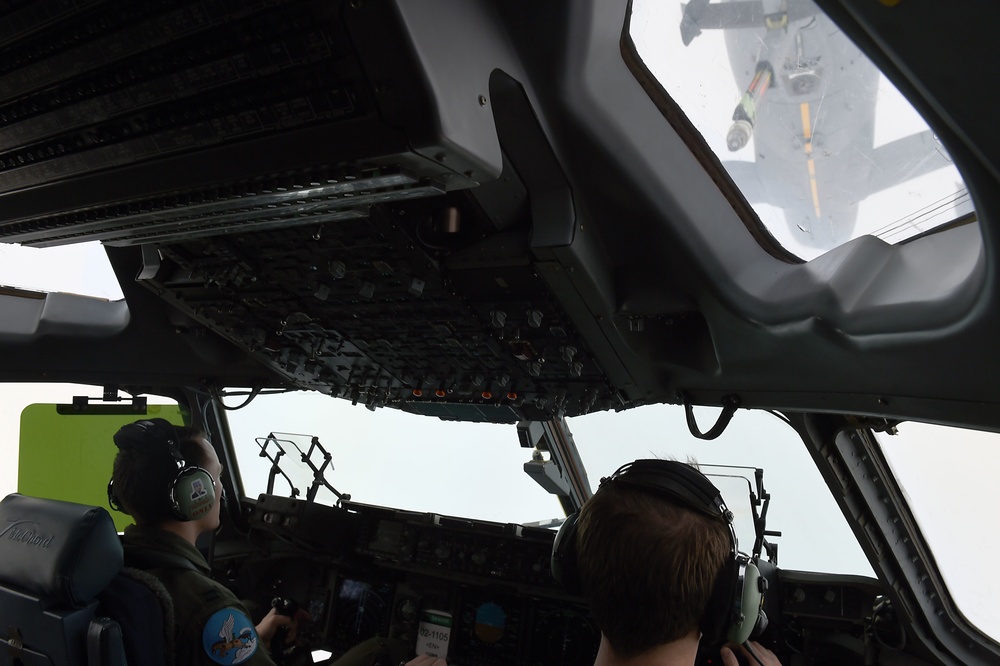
[327,577,393,652]
[369,519,409,557]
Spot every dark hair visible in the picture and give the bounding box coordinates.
[110,421,209,525]
[575,480,731,658]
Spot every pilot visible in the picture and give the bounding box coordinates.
[557,459,782,666]
[109,418,444,666]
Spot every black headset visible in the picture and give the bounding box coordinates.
[107,418,218,522]
[550,459,767,646]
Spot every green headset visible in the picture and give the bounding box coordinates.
[550,459,768,646]
[107,418,218,522]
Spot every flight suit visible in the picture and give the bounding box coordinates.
[123,525,276,666]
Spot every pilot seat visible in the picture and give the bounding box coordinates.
[0,493,173,666]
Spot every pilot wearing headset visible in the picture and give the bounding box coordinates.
[551,459,782,666]
[108,418,300,666]
[109,418,446,666]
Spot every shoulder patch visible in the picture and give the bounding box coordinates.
[202,607,259,664]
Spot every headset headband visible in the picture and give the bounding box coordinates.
[553,459,762,646]
[602,460,737,541]
[113,419,184,464]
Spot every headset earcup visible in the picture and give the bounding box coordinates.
[169,466,217,521]
[551,511,582,595]
[107,478,125,513]
[726,559,765,645]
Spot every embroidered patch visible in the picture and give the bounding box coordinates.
[202,608,258,664]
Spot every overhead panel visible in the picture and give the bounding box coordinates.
[0,0,627,422]
[0,0,497,247]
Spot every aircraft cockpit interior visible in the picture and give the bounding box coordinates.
[0,1,997,665]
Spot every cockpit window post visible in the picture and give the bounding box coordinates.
[518,418,592,514]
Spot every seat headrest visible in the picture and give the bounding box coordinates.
[0,493,123,607]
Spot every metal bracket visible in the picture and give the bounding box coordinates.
[58,387,148,415]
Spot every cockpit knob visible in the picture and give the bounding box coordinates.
[398,599,418,623]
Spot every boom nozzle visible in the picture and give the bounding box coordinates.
[727,119,753,152]
[727,63,773,152]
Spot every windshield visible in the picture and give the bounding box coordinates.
[878,422,1000,640]
[227,391,872,577]
[627,0,974,260]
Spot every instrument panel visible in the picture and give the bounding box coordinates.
[243,496,599,664]
[236,495,891,665]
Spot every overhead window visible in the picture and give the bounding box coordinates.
[627,0,974,260]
